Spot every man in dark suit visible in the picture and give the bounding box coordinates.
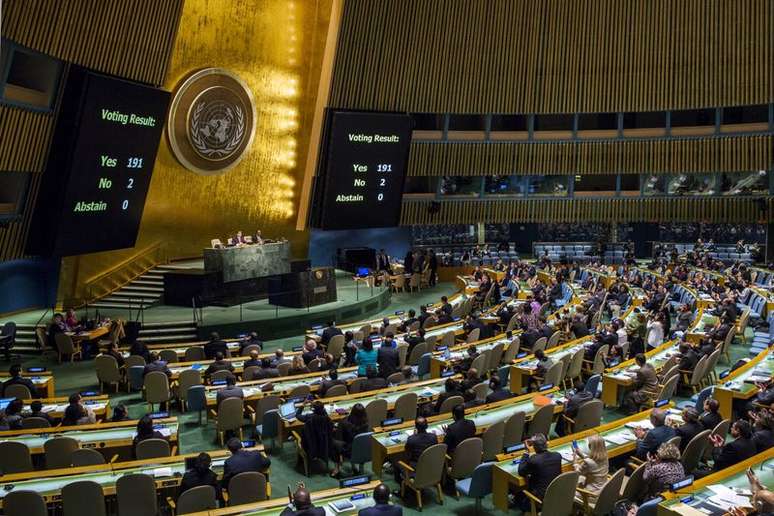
[633,408,676,459]
[444,403,476,452]
[699,398,722,431]
[238,332,262,355]
[555,380,592,436]
[221,438,271,492]
[302,339,323,365]
[377,335,400,379]
[434,379,461,413]
[255,358,280,379]
[143,352,172,378]
[398,309,418,333]
[320,368,345,396]
[205,352,235,380]
[2,364,37,398]
[417,306,431,327]
[243,350,262,369]
[571,315,589,338]
[395,416,438,483]
[711,420,756,470]
[321,321,343,347]
[280,486,325,516]
[676,343,699,384]
[515,433,562,512]
[674,407,703,451]
[358,483,402,516]
[485,376,511,404]
[204,332,228,359]
[440,296,453,316]
[215,375,244,406]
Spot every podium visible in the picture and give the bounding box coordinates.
[268,267,337,308]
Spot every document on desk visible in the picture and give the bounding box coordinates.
[705,485,753,509]
[152,467,173,477]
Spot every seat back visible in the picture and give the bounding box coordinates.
[211,370,234,383]
[386,371,405,385]
[116,473,158,516]
[21,416,51,429]
[71,448,106,466]
[177,485,217,514]
[565,348,585,381]
[488,342,505,370]
[503,411,526,448]
[592,345,609,374]
[184,347,206,362]
[441,330,456,348]
[448,437,483,479]
[573,399,603,432]
[481,420,505,461]
[55,333,76,354]
[217,397,245,432]
[542,361,563,387]
[324,384,347,398]
[328,334,345,358]
[547,330,562,348]
[539,471,580,516]
[438,395,464,415]
[464,462,494,498]
[186,385,207,413]
[585,374,601,396]
[178,369,202,400]
[0,441,33,474]
[159,349,178,364]
[466,328,480,344]
[44,436,79,469]
[591,467,625,516]
[407,342,428,366]
[241,345,262,356]
[470,353,488,374]
[365,398,388,430]
[393,392,418,421]
[144,371,171,404]
[501,337,521,363]
[256,395,281,426]
[95,355,121,385]
[417,353,433,378]
[136,438,171,459]
[4,383,32,399]
[349,378,366,393]
[277,362,291,376]
[688,355,708,387]
[227,472,267,506]
[412,443,448,489]
[472,381,488,402]
[527,403,554,438]
[124,355,146,368]
[622,462,647,503]
[397,344,409,368]
[681,429,711,474]
[704,418,731,460]
[287,384,311,399]
[350,432,373,466]
[531,336,547,353]
[62,480,106,516]
[259,410,280,440]
[4,490,48,516]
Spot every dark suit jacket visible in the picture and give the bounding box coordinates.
[485,389,511,404]
[320,379,344,396]
[518,451,562,497]
[204,340,229,359]
[179,469,221,501]
[571,322,589,338]
[678,350,699,372]
[205,359,234,378]
[216,386,244,406]
[280,506,326,516]
[221,450,271,490]
[302,349,323,365]
[362,377,387,392]
[636,425,676,459]
[700,411,722,431]
[713,437,757,470]
[564,391,593,419]
[675,421,703,450]
[377,346,400,378]
[405,431,438,463]
[359,504,403,516]
[444,418,476,452]
[143,361,171,377]
[321,327,343,346]
[754,429,774,453]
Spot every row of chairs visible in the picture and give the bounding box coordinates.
[5,470,268,516]
[0,435,174,474]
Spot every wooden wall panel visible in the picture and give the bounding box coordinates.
[407,135,774,176]
[401,198,774,225]
[1,0,183,86]
[330,0,774,113]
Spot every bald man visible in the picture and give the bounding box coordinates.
[394,416,437,483]
[280,486,325,516]
[359,483,402,516]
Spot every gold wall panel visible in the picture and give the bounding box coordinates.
[330,0,774,113]
[58,0,333,302]
[2,0,183,86]
[401,198,774,225]
[407,135,774,176]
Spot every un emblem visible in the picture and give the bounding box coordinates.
[167,68,256,175]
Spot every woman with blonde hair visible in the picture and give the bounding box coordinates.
[288,354,310,375]
[573,433,609,503]
[642,442,685,499]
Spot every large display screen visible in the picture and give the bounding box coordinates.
[311,110,412,230]
[27,66,170,257]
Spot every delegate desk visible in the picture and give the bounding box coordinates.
[370,388,566,477]
[204,367,361,410]
[712,346,774,420]
[0,373,55,398]
[0,417,178,460]
[657,448,774,515]
[7,394,111,421]
[429,333,516,378]
[278,377,460,444]
[202,481,380,516]
[510,338,589,394]
[492,404,679,511]
[0,446,264,508]
[601,340,681,408]
[120,338,243,359]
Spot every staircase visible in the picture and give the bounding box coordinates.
[12,324,41,353]
[91,263,195,311]
[137,320,199,344]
